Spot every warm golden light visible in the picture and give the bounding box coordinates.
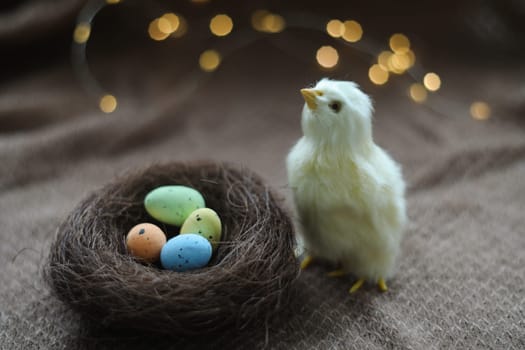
[199,50,221,72]
[157,17,172,34]
[342,20,363,42]
[368,64,389,85]
[251,10,269,31]
[409,83,427,103]
[326,19,345,38]
[389,52,411,73]
[171,15,188,38]
[262,13,285,33]
[405,49,416,68]
[251,10,285,33]
[161,13,180,33]
[423,72,441,91]
[377,51,392,70]
[106,0,121,4]
[73,23,91,44]
[389,33,410,53]
[470,101,491,120]
[316,46,339,69]
[99,94,117,113]
[148,19,170,41]
[210,14,233,36]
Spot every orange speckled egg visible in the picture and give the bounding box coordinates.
[126,223,167,263]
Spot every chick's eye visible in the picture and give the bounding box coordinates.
[329,101,341,113]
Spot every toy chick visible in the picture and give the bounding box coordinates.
[286,79,407,293]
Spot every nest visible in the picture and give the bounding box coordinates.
[46,162,298,336]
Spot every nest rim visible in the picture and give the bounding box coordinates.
[46,161,298,336]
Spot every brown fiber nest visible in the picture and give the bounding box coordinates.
[46,162,298,336]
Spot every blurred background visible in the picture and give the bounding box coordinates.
[1,1,524,349]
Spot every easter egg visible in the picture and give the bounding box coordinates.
[160,234,212,272]
[126,223,167,263]
[180,208,222,249]
[144,185,205,226]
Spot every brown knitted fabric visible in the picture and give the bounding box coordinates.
[1,0,524,349]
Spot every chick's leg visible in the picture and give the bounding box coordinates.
[377,278,388,292]
[327,269,346,277]
[349,278,365,293]
[300,255,313,270]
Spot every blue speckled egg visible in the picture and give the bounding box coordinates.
[160,234,212,272]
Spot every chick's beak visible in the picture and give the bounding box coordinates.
[301,89,323,110]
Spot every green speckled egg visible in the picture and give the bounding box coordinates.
[144,186,205,226]
[180,208,222,249]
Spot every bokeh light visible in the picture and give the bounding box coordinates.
[171,15,188,38]
[161,13,180,33]
[389,33,410,53]
[423,72,441,91]
[389,52,411,73]
[262,13,285,33]
[251,10,285,33]
[470,101,491,120]
[157,17,172,34]
[342,20,363,42]
[199,50,221,72]
[316,46,339,69]
[368,64,389,85]
[148,19,170,41]
[326,19,345,38]
[405,49,416,67]
[106,0,121,4]
[73,23,91,44]
[99,94,117,113]
[210,14,233,36]
[409,83,427,103]
[377,51,392,70]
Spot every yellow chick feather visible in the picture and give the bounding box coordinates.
[286,79,407,291]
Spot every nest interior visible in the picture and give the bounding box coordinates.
[46,162,299,335]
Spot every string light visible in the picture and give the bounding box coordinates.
[210,14,233,36]
[405,49,416,67]
[389,33,410,53]
[423,72,441,91]
[389,52,411,73]
[342,20,362,42]
[470,101,491,120]
[368,64,389,85]
[326,19,345,38]
[99,94,117,113]
[316,46,339,69]
[148,19,170,41]
[171,15,188,38]
[262,13,285,33]
[199,50,221,72]
[161,13,180,33]
[409,83,427,103]
[74,1,476,121]
[73,23,91,44]
[377,51,392,70]
[251,10,285,33]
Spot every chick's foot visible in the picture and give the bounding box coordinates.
[378,278,388,292]
[300,255,313,270]
[327,269,346,277]
[349,278,365,293]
